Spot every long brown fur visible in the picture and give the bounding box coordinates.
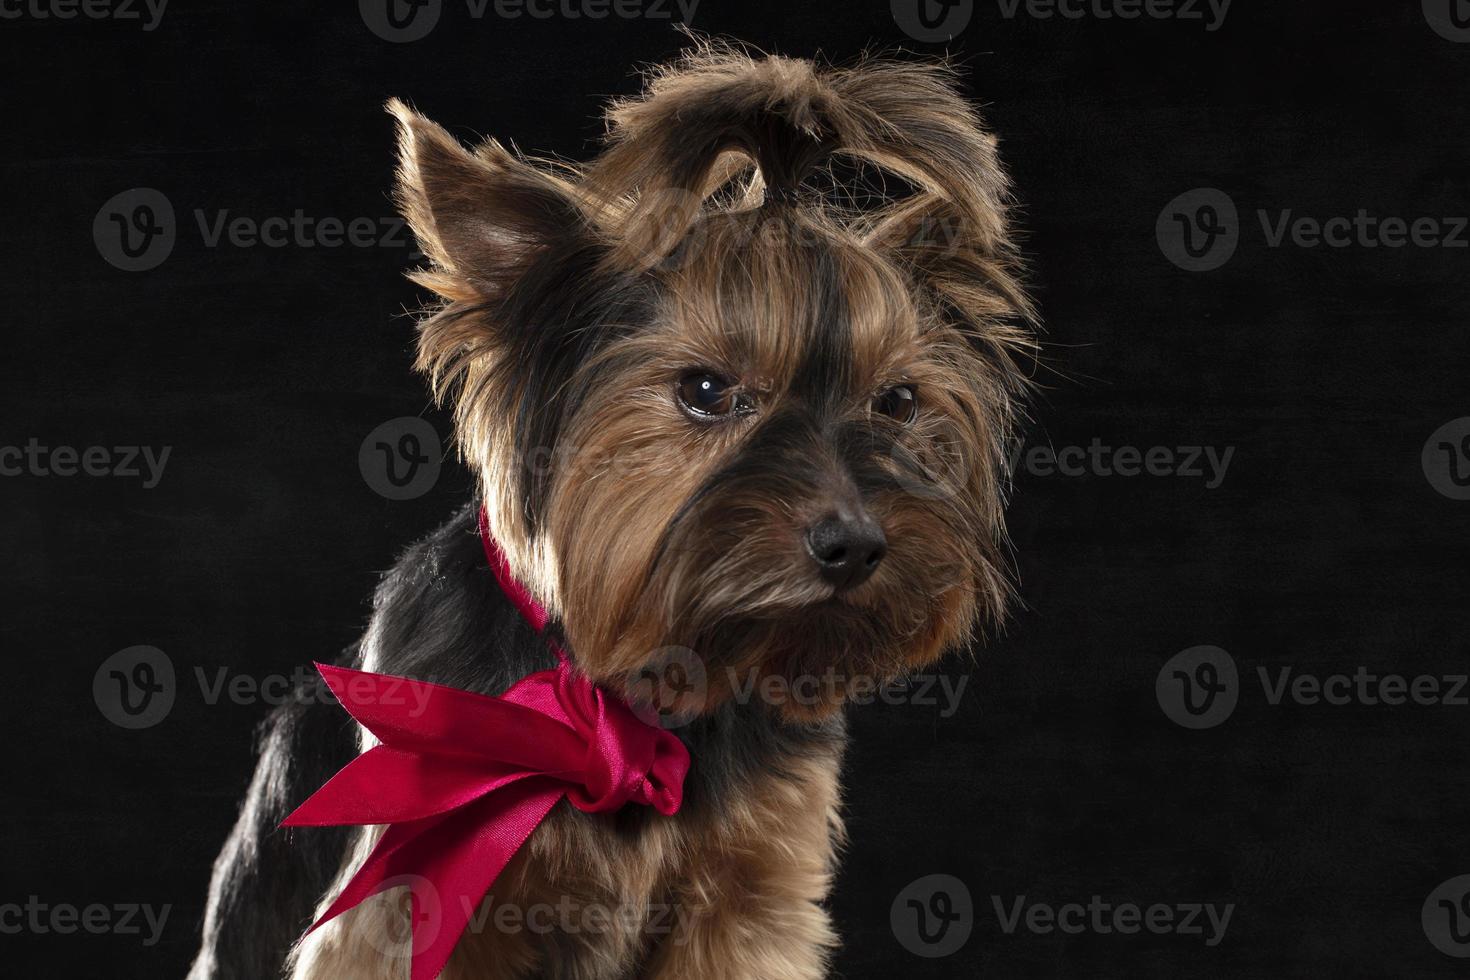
[291,38,1033,979]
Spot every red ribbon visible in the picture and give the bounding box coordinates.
[282,517,690,980]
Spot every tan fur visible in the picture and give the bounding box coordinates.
[544,208,1008,717]
[289,749,843,979]
[291,38,1034,979]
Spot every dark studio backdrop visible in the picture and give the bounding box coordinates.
[2,0,1468,976]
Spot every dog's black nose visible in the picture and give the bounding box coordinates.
[806,516,887,590]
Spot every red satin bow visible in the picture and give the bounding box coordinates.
[282,520,691,980]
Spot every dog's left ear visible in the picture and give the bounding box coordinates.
[388,98,593,303]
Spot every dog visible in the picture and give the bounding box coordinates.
[189,39,1034,980]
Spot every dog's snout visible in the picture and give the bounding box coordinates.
[805,515,887,590]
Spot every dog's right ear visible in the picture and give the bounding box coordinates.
[389,98,592,304]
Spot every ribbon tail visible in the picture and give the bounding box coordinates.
[282,748,543,829]
[313,662,584,764]
[406,781,566,980]
[304,813,449,934]
[302,780,566,980]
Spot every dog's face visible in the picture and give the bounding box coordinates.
[545,212,1014,720]
[393,49,1033,719]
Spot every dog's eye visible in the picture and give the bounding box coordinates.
[677,373,742,419]
[872,385,917,425]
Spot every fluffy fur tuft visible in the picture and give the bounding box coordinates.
[194,40,1035,980]
[394,41,1035,704]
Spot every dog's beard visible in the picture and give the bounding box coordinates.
[612,513,980,721]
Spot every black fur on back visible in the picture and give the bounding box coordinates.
[186,659,357,979]
[191,504,844,978]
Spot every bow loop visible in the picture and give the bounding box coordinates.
[282,660,689,980]
[280,517,692,980]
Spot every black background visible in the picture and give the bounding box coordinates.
[3,0,1468,976]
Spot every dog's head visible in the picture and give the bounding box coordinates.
[393,43,1034,720]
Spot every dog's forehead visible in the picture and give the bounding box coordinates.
[659,216,919,391]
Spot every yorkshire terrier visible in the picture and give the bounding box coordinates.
[190,40,1034,980]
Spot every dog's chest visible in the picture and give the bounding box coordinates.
[446,737,844,979]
